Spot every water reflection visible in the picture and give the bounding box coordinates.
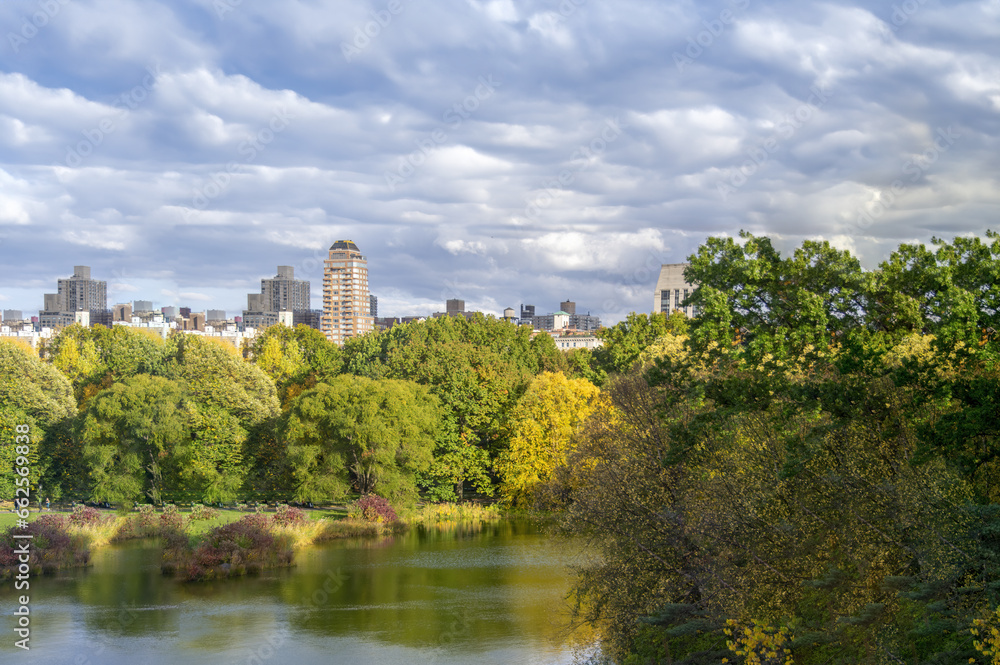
[0,520,582,664]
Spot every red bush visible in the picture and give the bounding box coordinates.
[273,504,308,526]
[354,494,398,523]
[180,513,291,581]
[69,505,102,525]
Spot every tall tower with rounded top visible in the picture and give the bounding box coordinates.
[322,240,373,344]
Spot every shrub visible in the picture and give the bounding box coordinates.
[135,504,158,530]
[273,504,307,526]
[351,495,398,523]
[69,505,102,526]
[115,504,166,540]
[181,513,291,581]
[160,504,185,532]
[190,504,221,521]
[0,515,87,576]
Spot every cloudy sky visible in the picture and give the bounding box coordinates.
[0,0,998,323]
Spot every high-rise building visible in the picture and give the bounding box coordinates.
[370,295,378,318]
[322,240,373,344]
[39,266,108,328]
[206,309,227,322]
[134,300,153,313]
[243,265,315,331]
[58,266,107,312]
[653,263,698,317]
[261,266,310,312]
[560,300,577,315]
[293,309,323,330]
[3,310,23,323]
[520,304,535,325]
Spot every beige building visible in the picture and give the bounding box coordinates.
[39,266,109,328]
[323,240,374,344]
[653,263,697,317]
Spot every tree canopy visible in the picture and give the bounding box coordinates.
[282,375,440,503]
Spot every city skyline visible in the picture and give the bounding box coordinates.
[6,259,614,326]
[0,1,997,326]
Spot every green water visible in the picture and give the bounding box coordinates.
[0,520,587,664]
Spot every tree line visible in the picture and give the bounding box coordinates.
[0,313,600,507]
[551,231,1000,664]
[3,231,1000,661]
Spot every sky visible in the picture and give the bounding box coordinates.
[0,0,998,324]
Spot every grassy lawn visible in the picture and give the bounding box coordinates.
[0,508,64,530]
[0,504,355,534]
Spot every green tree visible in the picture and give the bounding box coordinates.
[80,375,190,504]
[283,375,440,504]
[593,311,685,377]
[0,338,75,425]
[165,333,279,428]
[342,315,543,498]
[0,407,42,502]
[174,404,247,504]
[246,324,342,403]
[47,324,168,405]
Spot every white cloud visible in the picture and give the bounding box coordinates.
[0,0,997,322]
[528,12,574,48]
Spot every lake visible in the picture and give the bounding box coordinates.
[0,520,589,664]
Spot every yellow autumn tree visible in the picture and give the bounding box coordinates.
[495,371,599,507]
[972,605,1000,665]
[51,333,100,385]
